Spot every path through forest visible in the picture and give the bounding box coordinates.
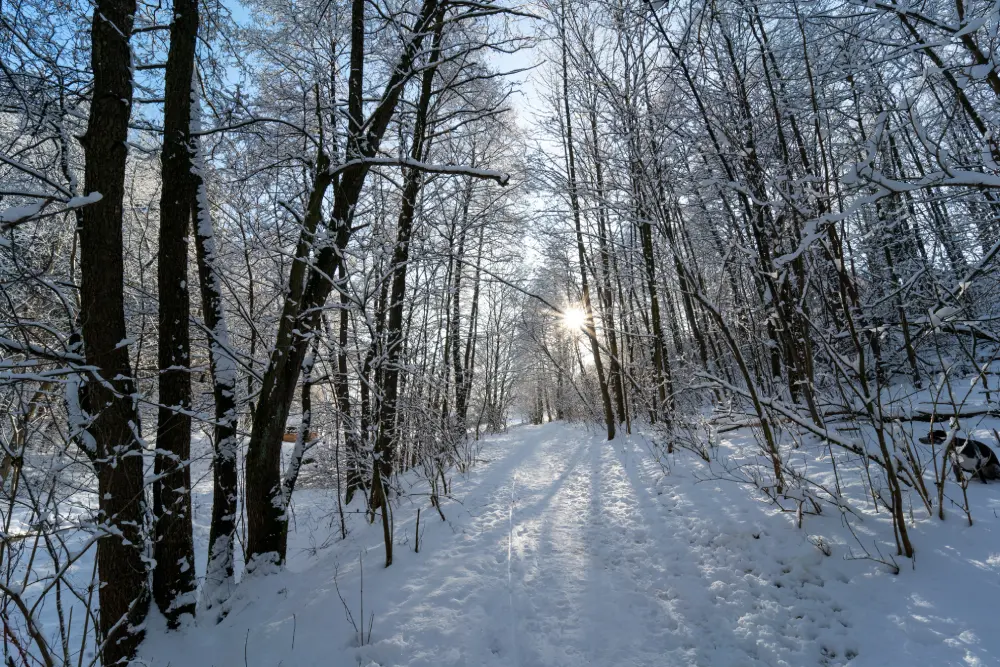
[141,423,1000,667]
[408,425,858,667]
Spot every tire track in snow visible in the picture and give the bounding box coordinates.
[506,470,518,665]
[503,431,675,666]
[501,429,858,666]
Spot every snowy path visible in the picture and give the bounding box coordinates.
[141,423,1000,667]
[418,427,854,667]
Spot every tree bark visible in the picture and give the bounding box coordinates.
[587,104,626,425]
[330,278,365,505]
[191,100,240,617]
[459,227,485,428]
[153,0,199,625]
[372,8,445,566]
[450,212,468,435]
[79,0,150,661]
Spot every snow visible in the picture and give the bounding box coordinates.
[65,192,103,208]
[0,193,100,227]
[328,156,511,186]
[0,200,45,223]
[134,423,1000,667]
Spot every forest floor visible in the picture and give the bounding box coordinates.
[136,422,1000,666]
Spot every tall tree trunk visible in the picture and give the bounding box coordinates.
[79,0,150,661]
[588,104,626,425]
[153,0,198,625]
[450,211,468,435]
[560,0,615,441]
[282,349,317,506]
[638,213,672,427]
[331,275,365,504]
[191,101,239,617]
[361,274,389,449]
[372,9,445,566]
[459,227,485,428]
[439,233,455,430]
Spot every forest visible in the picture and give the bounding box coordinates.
[2,0,999,665]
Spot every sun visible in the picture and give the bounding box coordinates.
[562,306,587,330]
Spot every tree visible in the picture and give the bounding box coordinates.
[152,0,199,625]
[78,0,150,660]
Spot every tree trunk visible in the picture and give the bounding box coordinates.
[638,215,672,428]
[79,0,150,661]
[191,102,239,617]
[560,0,615,441]
[372,8,445,567]
[588,105,626,425]
[459,227,485,428]
[451,214,468,435]
[282,349,317,506]
[331,277,365,505]
[153,0,199,625]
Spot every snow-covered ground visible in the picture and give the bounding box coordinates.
[138,422,1000,667]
